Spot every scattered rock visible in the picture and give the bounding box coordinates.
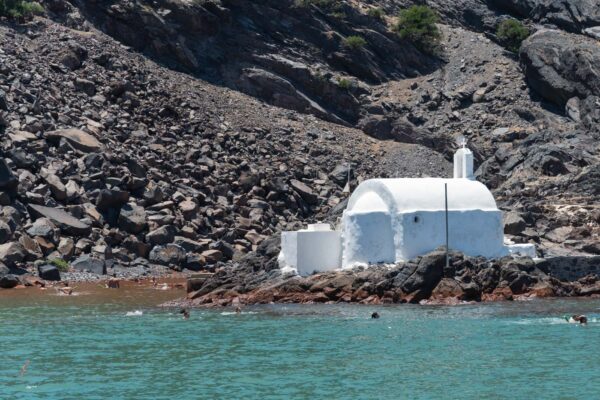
[38,264,61,281]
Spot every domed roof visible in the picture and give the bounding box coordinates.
[346,178,498,214]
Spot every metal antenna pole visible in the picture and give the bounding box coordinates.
[445,183,449,269]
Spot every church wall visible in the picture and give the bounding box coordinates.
[397,210,506,261]
[342,211,395,267]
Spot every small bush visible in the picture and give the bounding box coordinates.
[496,19,529,53]
[49,258,70,272]
[0,0,44,19]
[394,5,441,53]
[367,7,385,21]
[343,35,367,50]
[337,78,351,90]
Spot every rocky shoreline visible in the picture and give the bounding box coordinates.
[163,249,600,308]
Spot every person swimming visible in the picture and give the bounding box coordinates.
[180,308,190,320]
[564,314,588,324]
[371,312,380,319]
[58,281,73,295]
[235,306,242,314]
[107,273,120,289]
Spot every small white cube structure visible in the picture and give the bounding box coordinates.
[279,224,341,276]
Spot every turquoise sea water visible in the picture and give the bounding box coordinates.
[1,289,600,399]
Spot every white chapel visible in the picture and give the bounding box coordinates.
[279,146,535,276]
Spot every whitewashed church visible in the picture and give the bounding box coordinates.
[279,145,536,276]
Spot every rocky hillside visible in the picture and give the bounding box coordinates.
[0,0,599,285]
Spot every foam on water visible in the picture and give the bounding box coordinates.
[125,310,143,316]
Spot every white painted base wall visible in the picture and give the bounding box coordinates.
[341,209,509,267]
[279,230,342,276]
[342,211,395,266]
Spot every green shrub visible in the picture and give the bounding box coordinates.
[0,0,44,19]
[394,5,441,53]
[343,35,367,50]
[49,258,70,272]
[337,78,351,90]
[496,19,529,53]
[367,7,385,21]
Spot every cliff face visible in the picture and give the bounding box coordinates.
[0,0,599,285]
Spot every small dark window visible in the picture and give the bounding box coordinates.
[413,216,420,223]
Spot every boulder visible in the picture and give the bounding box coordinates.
[28,204,91,236]
[45,128,104,153]
[0,242,25,267]
[0,158,18,190]
[26,218,58,240]
[74,78,96,96]
[290,179,318,204]
[401,251,445,301]
[96,189,130,211]
[583,26,600,40]
[71,254,106,274]
[118,203,147,234]
[149,244,186,266]
[43,173,67,201]
[0,220,12,244]
[0,274,20,289]
[146,225,176,246]
[202,249,223,264]
[173,236,209,253]
[38,264,61,281]
[520,30,600,106]
[503,212,526,235]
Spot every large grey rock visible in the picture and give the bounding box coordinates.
[0,220,12,244]
[520,30,600,106]
[118,203,147,234]
[38,264,61,281]
[28,204,91,236]
[583,26,600,40]
[26,218,58,240]
[0,159,18,190]
[71,254,106,274]
[173,236,209,253]
[96,189,130,211]
[401,251,445,301]
[146,225,176,246]
[0,274,20,288]
[504,212,527,235]
[290,179,318,204]
[0,242,26,267]
[489,0,600,32]
[45,128,103,153]
[149,244,186,266]
[43,173,67,201]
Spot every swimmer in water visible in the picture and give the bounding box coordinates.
[565,314,588,324]
[180,308,190,320]
[58,281,73,295]
[107,273,120,289]
[235,306,242,314]
[371,312,380,319]
[151,277,158,288]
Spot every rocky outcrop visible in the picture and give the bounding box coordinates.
[520,30,600,107]
[67,0,436,124]
[170,250,600,307]
[488,0,600,32]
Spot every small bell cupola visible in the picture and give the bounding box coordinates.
[453,136,474,180]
